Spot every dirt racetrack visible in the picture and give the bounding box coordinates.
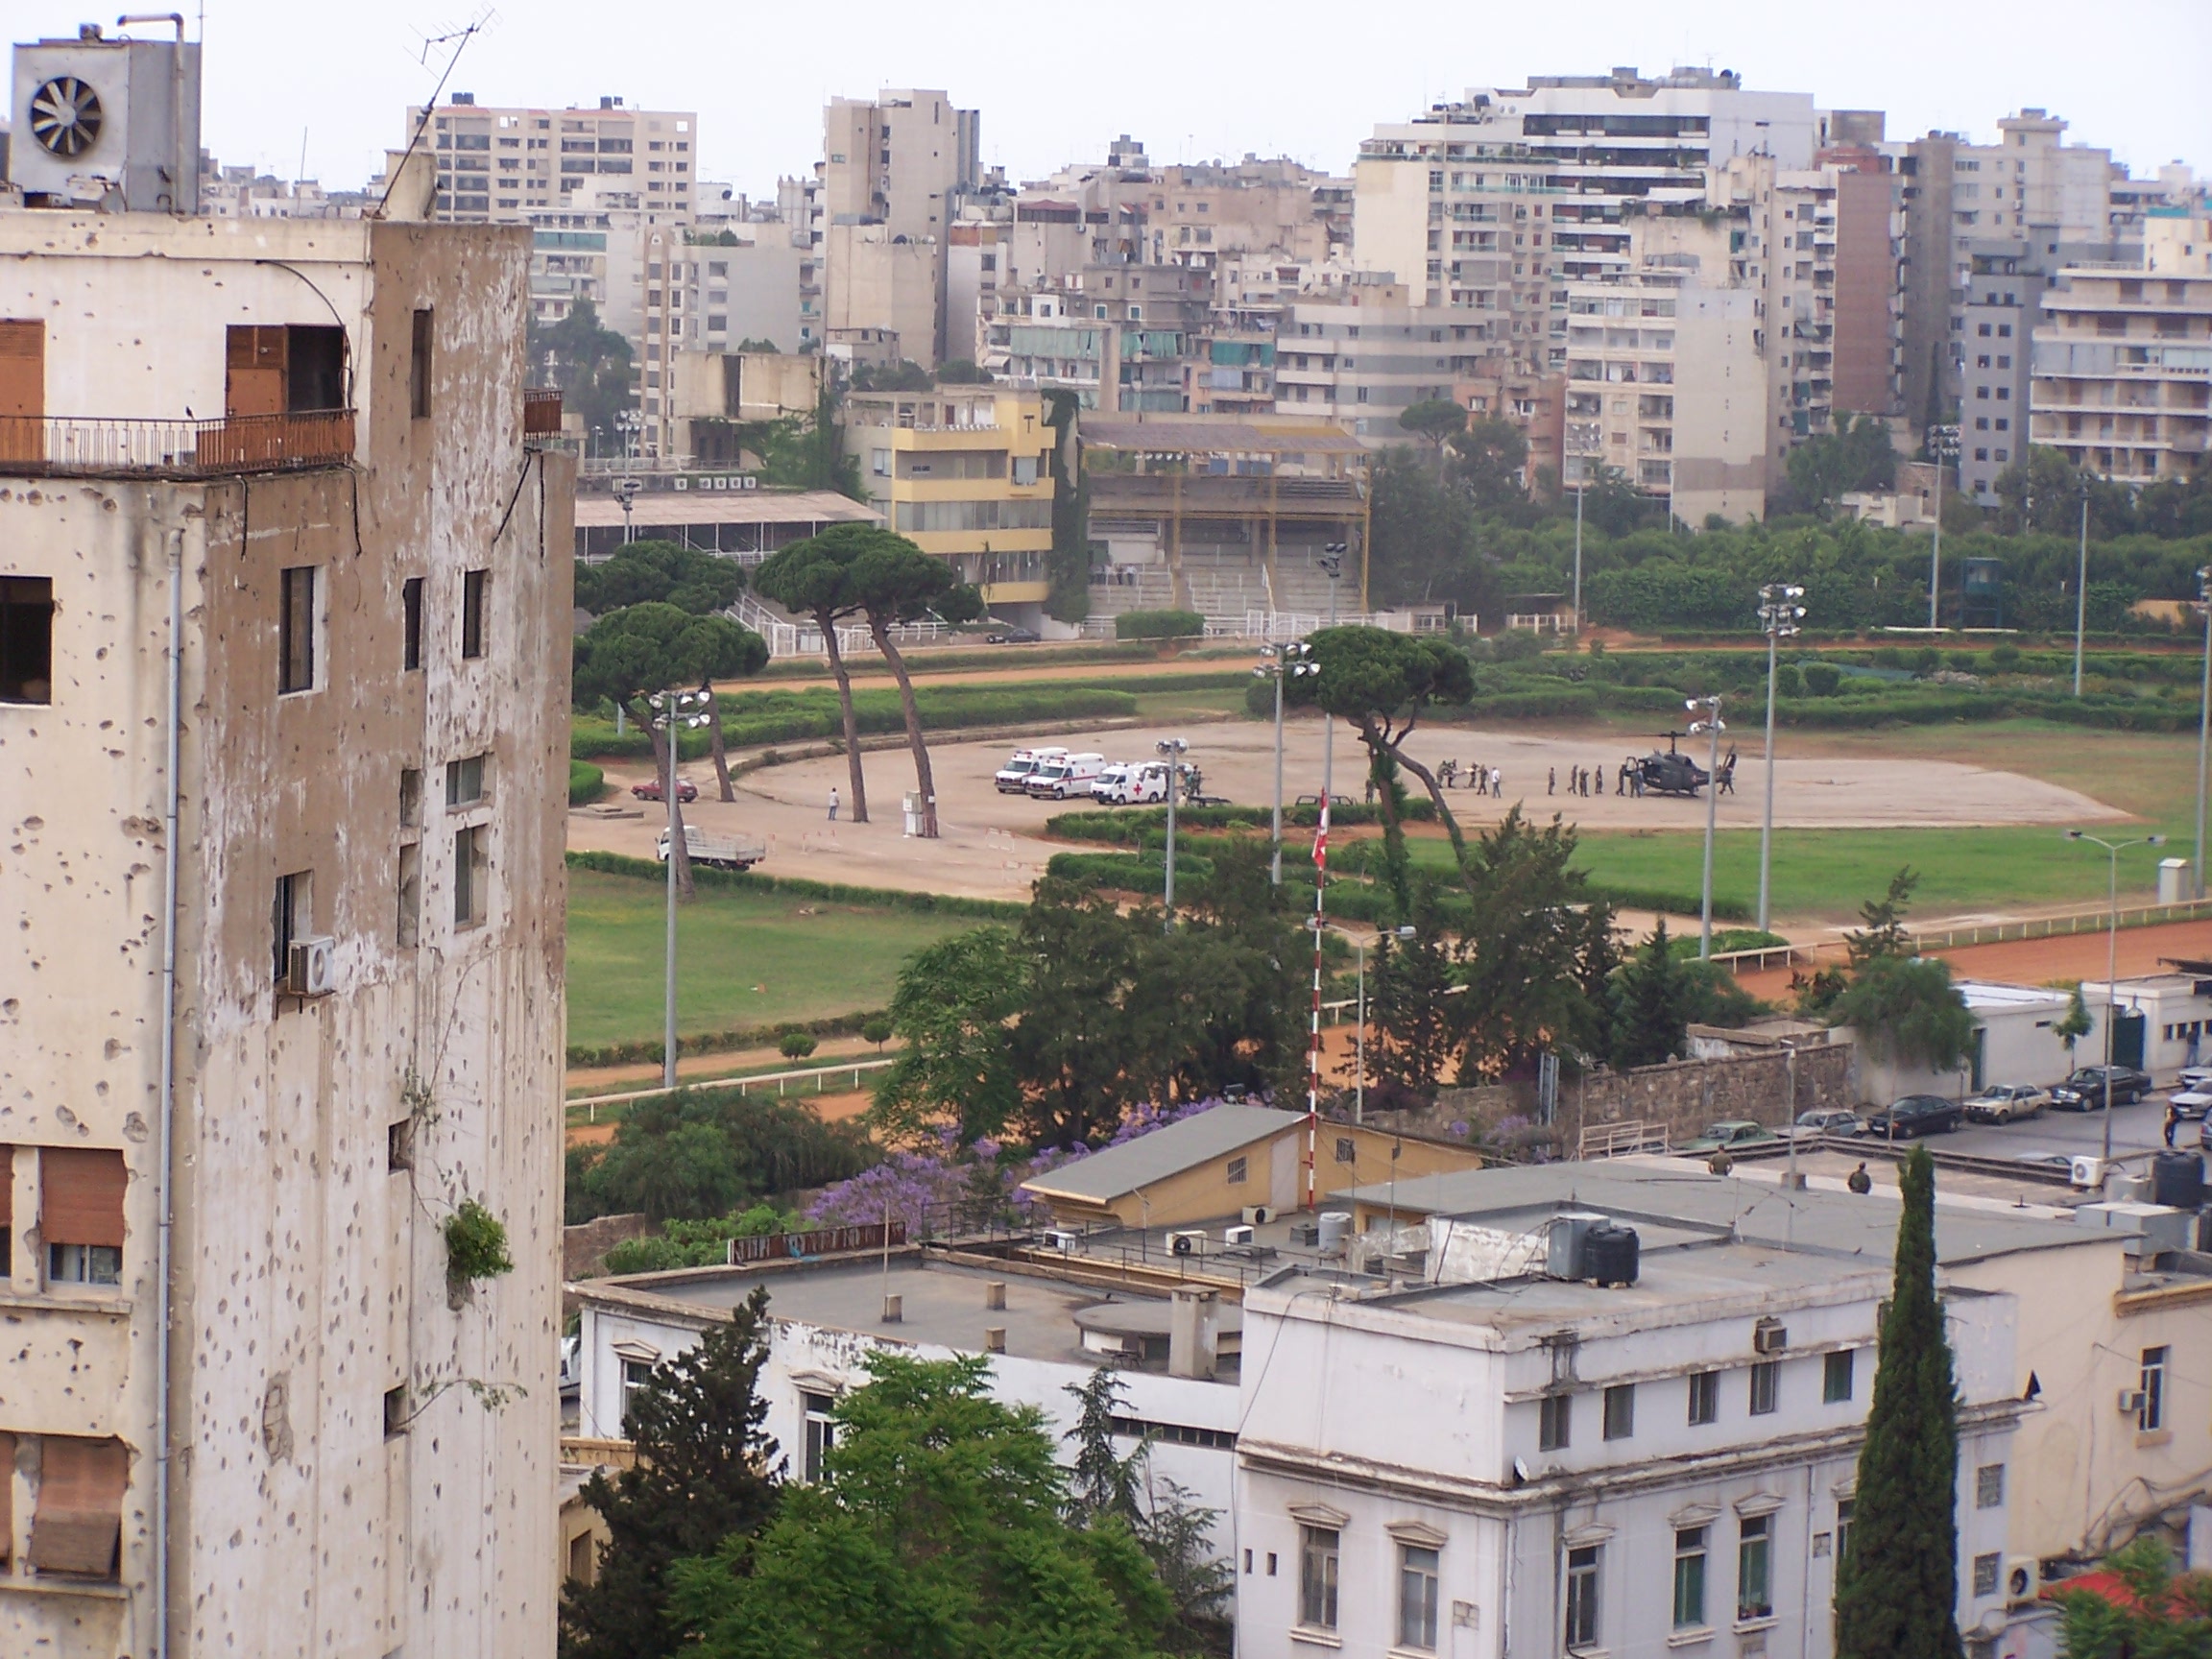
[569,718,2125,904]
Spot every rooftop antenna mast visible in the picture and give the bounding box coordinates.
[374,12,493,218]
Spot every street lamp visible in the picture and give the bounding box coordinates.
[1157,736,1189,926]
[613,472,641,545]
[2066,830,2167,1164]
[1925,424,1959,629]
[1567,455,1590,633]
[1687,695,1726,959]
[2195,565,2210,901]
[1255,641,1318,886]
[644,685,714,1091]
[1756,585,1805,934]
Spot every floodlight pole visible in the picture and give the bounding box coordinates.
[1755,584,1803,935]
[2069,830,2166,1164]
[2074,487,2090,698]
[1572,477,1586,631]
[1689,695,1725,959]
[2196,565,2210,901]
[1158,737,1188,927]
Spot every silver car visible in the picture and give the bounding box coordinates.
[1963,1083,2051,1124]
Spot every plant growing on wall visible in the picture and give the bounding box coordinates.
[445,1198,515,1292]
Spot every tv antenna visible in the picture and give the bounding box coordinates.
[374,12,495,218]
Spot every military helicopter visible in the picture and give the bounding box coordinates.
[1632,732,1710,798]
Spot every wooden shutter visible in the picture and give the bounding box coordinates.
[28,1436,126,1576]
[0,1432,12,1561]
[40,1148,126,1249]
[225,325,288,417]
[0,321,42,466]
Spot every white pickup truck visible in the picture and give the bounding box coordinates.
[656,825,767,872]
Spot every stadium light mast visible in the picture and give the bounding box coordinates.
[1756,585,1805,934]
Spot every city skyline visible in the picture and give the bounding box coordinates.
[159,0,2212,197]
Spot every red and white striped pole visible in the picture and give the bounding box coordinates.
[1306,798,1329,1211]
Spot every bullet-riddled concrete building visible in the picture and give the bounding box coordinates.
[0,34,571,1655]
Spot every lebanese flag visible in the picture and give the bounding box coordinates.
[1311,800,1330,872]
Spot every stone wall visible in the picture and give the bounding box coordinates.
[565,1213,653,1281]
[1565,1043,1855,1149]
[1354,1045,1855,1156]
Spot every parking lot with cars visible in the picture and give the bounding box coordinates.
[1679,1066,2205,1176]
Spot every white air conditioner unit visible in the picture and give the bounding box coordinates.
[1752,1318,1789,1355]
[1223,1224,1256,1246]
[1166,1229,1206,1258]
[1240,1205,1274,1226]
[2117,1387,2148,1414]
[2004,1556,2039,1607]
[1042,1229,1079,1253]
[2071,1155,2106,1190]
[284,936,337,998]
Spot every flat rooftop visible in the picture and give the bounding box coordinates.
[1387,1238,1894,1332]
[1340,1161,2096,1268]
[588,1252,1240,1375]
[572,490,881,531]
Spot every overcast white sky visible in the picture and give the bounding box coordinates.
[125,0,2212,196]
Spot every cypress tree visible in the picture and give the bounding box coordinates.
[1835,1143,1965,1659]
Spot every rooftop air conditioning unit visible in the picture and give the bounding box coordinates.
[2004,1557,2039,1607]
[1042,1229,1079,1253]
[284,936,337,998]
[1240,1205,1274,1226]
[1752,1318,1789,1355]
[2071,1155,2106,1190]
[1166,1229,1206,1258]
[2117,1388,2148,1414]
[11,27,203,211]
[1223,1224,1256,1246]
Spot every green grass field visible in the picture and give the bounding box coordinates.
[565,869,978,1047]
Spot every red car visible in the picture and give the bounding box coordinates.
[631,776,698,804]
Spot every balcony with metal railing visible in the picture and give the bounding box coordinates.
[0,410,357,479]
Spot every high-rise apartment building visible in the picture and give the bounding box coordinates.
[403,93,697,226]
[2031,212,2212,486]
[821,90,980,366]
[982,264,1212,412]
[1273,286,1497,441]
[3,33,569,1656]
[1354,69,1817,375]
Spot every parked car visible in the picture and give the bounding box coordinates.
[632,775,698,804]
[1786,1108,1865,1141]
[1025,752,1108,800]
[985,625,1040,644]
[1863,1094,1962,1138]
[2050,1066,2153,1110]
[1963,1083,2052,1124]
[1296,793,1356,809]
[2171,1084,2212,1121]
[1678,1120,1780,1155]
[657,825,765,872]
[995,746,1066,793]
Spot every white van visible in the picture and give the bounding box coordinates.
[1025,752,1107,800]
[1089,763,1133,804]
[995,746,1066,793]
[1096,759,1171,805]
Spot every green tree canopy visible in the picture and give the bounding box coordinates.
[1448,415,1532,512]
[755,525,878,821]
[559,1289,781,1659]
[1288,625,1476,864]
[870,927,1027,1143]
[566,1089,873,1224]
[671,1354,1174,1659]
[531,298,635,448]
[1782,414,1898,515]
[1831,953,1978,1071]
[1610,921,1692,1069]
[1398,397,1468,453]
[572,602,768,711]
[576,541,746,616]
[1834,1144,1963,1659]
[841,526,985,837]
[2055,1537,2212,1659]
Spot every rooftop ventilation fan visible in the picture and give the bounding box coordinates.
[30,76,104,158]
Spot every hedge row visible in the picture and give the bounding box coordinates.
[568,760,605,805]
[757,640,1168,679]
[574,682,1142,760]
[1115,609,1206,640]
[565,851,1026,921]
[567,1007,886,1070]
[1044,799,1438,846]
[1038,849,1747,926]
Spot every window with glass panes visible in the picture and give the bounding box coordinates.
[1397,1544,1440,1650]
[1738,1515,1773,1620]
[1299,1526,1339,1630]
[1672,1527,1708,1628]
[1564,1545,1600,1647]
